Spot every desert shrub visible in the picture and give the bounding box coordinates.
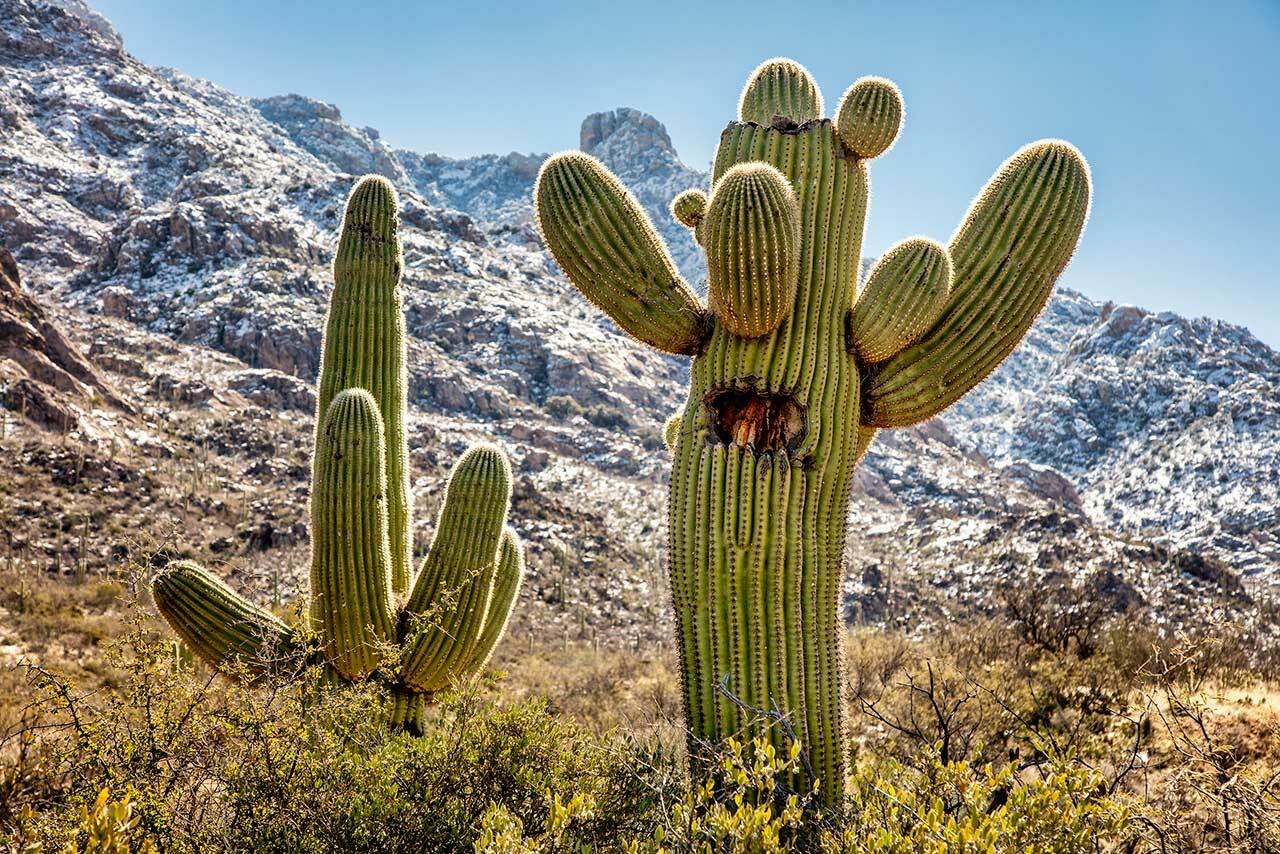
[3,618,678,853]
[12,576,1280,851]
[543,395,584,421]
[832,750,1126,852]
[583,404,632,432]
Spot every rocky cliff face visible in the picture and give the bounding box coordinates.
[952,291,1280,582]
[0,247,127,430]
[1,0,1275,640]
[387,107,707,280]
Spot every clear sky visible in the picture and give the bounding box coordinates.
[92,0,1280,347]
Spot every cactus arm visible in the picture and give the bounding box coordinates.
[670,189,707,231]
[152,561,299,682]
[316,175,414,594]
[309,389,397,681]
[464,528,525,674]
[703,163,801,339]
[835,77,904,159]
[738,58,823,125]
[849,237,952,364]
[862,140,1091,427]
[399,444,512,693]
[534,152,709,355]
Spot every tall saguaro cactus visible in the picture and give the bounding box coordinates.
[152,176,526,733]
[535,57,1090,801]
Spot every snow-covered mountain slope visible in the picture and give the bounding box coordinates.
[1,0,1275,638]
[952,291,1280,581]
[245,93,708,280]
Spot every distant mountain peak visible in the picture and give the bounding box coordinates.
[251,93,407,185]
[253,94,344,125]
[47,0,123,51]
[580,108,674,159]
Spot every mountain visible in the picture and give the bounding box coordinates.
[1,0,1274,644]
[951,291,1280,581]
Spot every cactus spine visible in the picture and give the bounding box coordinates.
[536,59,1090,802]
[153,176,525,732]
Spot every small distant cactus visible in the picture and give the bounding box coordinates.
[152,176,525,732]
[536,57,1090,801]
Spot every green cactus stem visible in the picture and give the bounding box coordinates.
[537,57,1090,802]
[703,163,801,339]
[850,237,951,364]
[464,527,525,674]
[152,560,300,682]
[309,388,396,680]
[387,687,427,735]
[739,57,823,126]
[862,141,1091,426]
[535,152,708,355]
[835,77,904,159]
[671,189,708,230]
[151,176,526,732]
[400,444,513,693]
[317,176,413,593]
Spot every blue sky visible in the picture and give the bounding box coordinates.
[93,0,1280,347]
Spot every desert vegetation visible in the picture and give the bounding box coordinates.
[5,557,1280,852]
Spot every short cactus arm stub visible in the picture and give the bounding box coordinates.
[671,189,707,231]
[535,152,709,355]
[836,77,904,159]
[704,162,801,339]
[850,237,951,364]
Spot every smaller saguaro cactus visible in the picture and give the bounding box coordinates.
[152,176,525,732]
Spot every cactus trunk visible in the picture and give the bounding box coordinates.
[670,120,865,797]
[317,177,413,593]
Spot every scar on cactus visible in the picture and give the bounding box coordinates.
[151,176,525,734]
[536,55,1091,803]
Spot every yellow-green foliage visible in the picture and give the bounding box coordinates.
[625,737,814,854]
[13,788,156,854]
[835,754,1125,853]
[11,572,1280,851]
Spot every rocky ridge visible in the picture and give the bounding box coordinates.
[0,0,1275,644]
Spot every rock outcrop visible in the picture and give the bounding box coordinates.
[0,248,126,428]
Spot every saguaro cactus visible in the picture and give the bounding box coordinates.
[536,57,1090,801]
[152,176,526,733]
